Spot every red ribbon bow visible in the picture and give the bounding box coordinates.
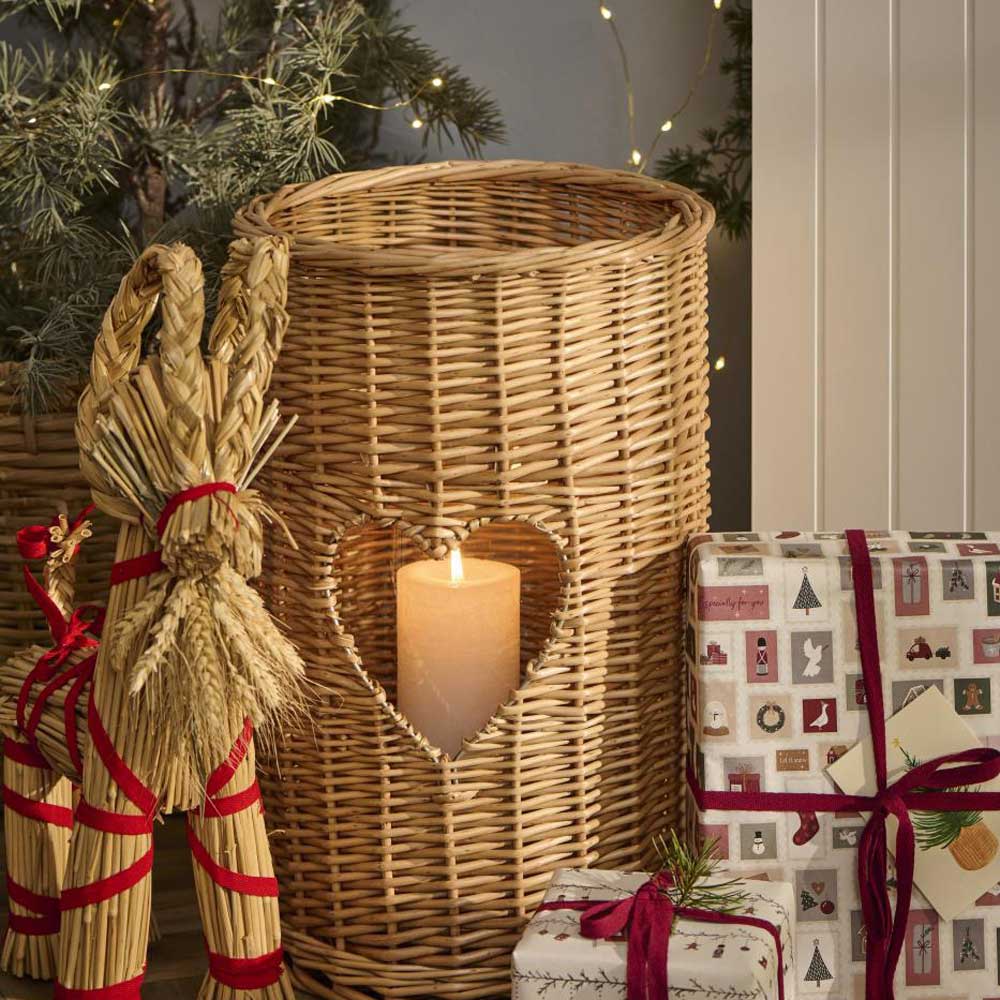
[579,877,674,1000]
[539,877,785,1000]
[858,747,1000,997]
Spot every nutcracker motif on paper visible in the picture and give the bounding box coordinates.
[686,529,1000,999]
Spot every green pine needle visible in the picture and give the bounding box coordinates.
[653,830,748,915]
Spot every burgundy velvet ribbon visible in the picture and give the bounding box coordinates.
[538,875,785,1000]
[687,528,1000,1000]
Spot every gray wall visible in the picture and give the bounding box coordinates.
[388,0,751,530]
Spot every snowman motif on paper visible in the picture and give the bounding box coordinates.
[801,637,824,678]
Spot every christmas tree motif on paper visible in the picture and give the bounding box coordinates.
[804,939,833,987]
[959,924,981,965]
[896,739,999,871]
[794,567,822,615]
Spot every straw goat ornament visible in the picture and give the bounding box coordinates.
[0,237,304,998]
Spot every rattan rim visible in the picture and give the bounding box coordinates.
[234,159,715,277]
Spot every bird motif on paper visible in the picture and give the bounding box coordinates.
[807,700,832,730]
[801,637,825,677]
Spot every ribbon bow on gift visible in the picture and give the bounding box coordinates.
[858,747,1000,997]
[539,876,785,1000]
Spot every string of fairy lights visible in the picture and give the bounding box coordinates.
[598,0,723,174]
[598,0,728,375]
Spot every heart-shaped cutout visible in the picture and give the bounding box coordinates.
[811,881,826,896]
[331,519,565,757]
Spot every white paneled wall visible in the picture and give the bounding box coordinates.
[752,0,1000,532]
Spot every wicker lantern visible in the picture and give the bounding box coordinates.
[234,160,713,998]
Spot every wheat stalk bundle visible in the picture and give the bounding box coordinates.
[76,237,304,780]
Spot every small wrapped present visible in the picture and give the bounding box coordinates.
[511,868,795,999]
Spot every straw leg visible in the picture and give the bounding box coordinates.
[190,729,293,1000]
[56,819,153,990]
[0,751,71,980]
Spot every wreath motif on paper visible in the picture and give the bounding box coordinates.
[756,703,786,734]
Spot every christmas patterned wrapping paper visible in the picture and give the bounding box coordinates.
[511,868,795,1000]
[686,529,1000,999]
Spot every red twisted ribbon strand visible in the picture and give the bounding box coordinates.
[154,481,236,537]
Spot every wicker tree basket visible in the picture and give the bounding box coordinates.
[234,160,714,999]
[0,364,116,659]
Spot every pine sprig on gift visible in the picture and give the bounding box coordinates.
[653,830,748,914]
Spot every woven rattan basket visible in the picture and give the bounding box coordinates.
[0,363,115,659]
[234,160,713,999]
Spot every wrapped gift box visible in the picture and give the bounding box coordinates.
[686,529,1000,998]
[511,868,795,999]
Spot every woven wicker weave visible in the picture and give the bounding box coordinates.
[0,364,115,660]
[234,160,713,999]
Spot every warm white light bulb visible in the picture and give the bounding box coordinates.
[631,149,642,166]
[450,547,464,584]
[319,94,336,104]
[431,76,443,88]
[98,81,112,91]
[262,76,277,86]
[714,355,726,371]
[600,5,613,20]
[27,117,37,124]
[714,0,723,8]
[661,119,673,132]
[411,117,424,129]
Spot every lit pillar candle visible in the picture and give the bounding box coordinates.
[397,548,520,757]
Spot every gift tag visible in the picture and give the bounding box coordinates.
[827,686,1000,920]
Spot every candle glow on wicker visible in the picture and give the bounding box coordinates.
[397,548,520,757]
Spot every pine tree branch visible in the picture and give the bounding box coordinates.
[1,0,506,409]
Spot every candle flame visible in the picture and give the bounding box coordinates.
[450,546,464,583]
